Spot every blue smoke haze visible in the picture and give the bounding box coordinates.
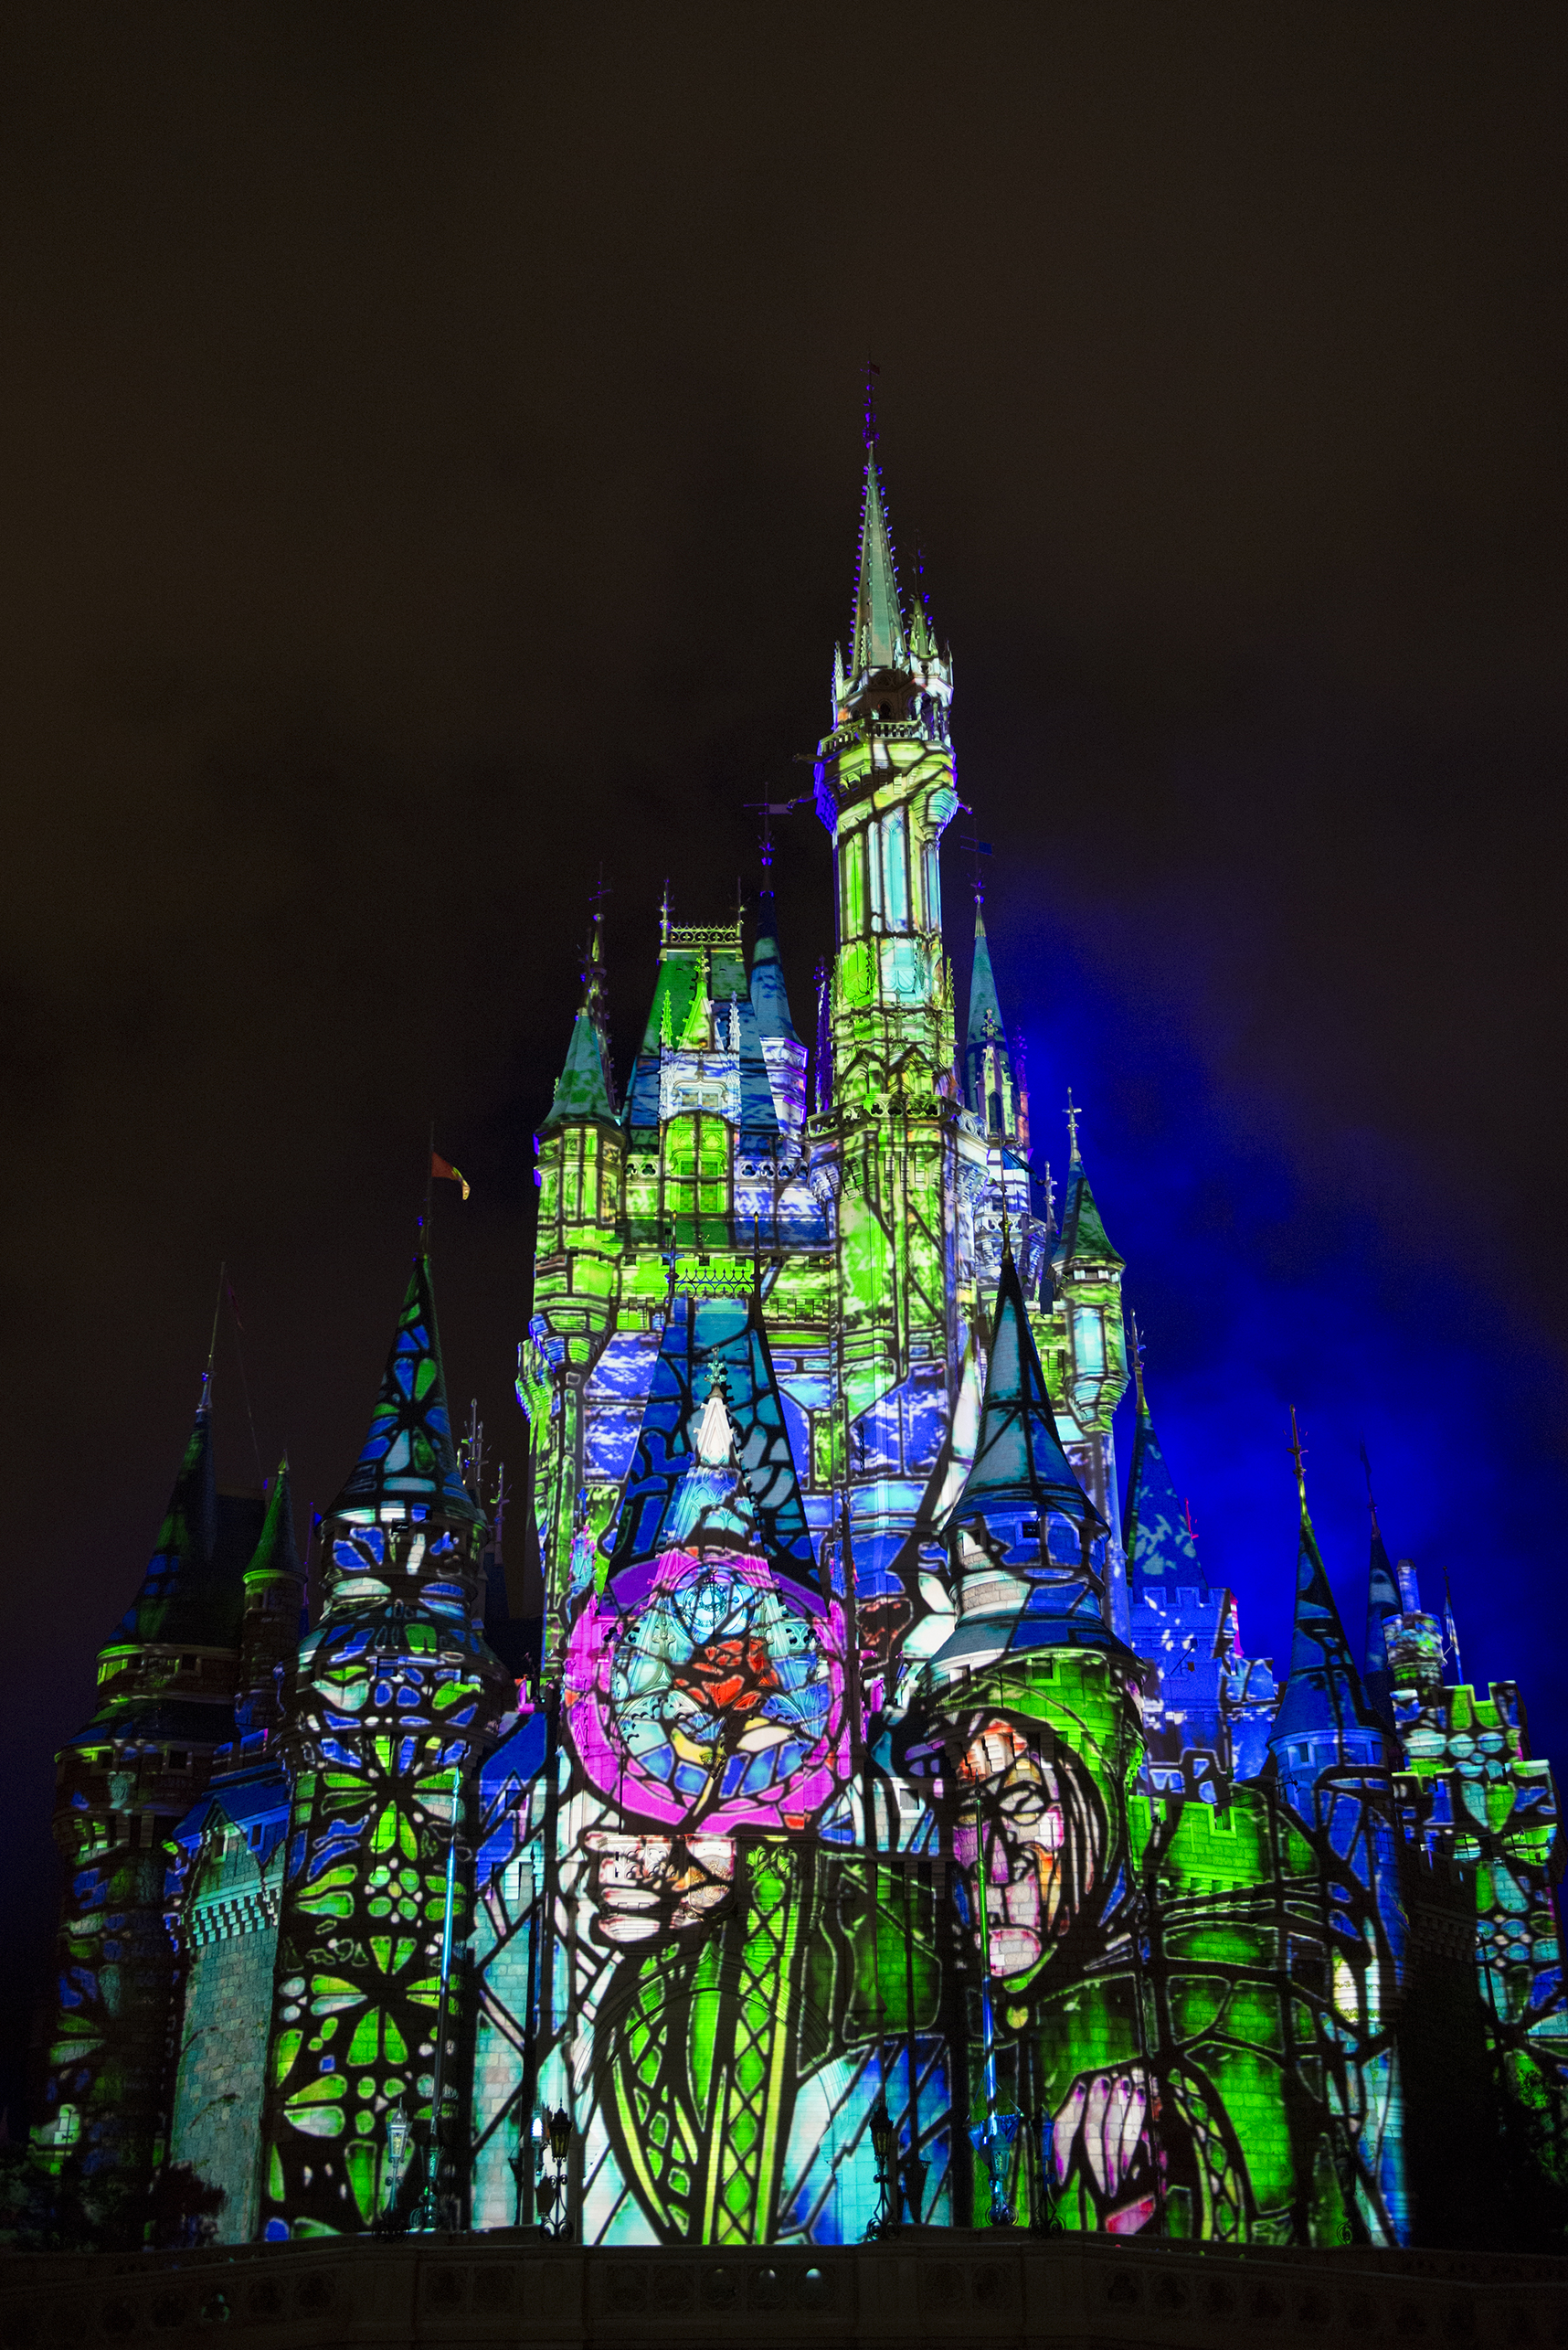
[1000,900,1568,1768]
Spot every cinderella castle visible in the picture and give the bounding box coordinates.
[30,424,1567,2253]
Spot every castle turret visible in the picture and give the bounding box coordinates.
[750,896,808,1147]
[235,1459,303,1737]
[257,1247,510,2239]
[933,1237,1111,1674]
[1268,1464,1390,1821]
[964,901,1028,1153]
[32,1374,261,2212]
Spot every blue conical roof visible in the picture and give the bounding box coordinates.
[1271,1504,1383,1745]
[329,1255,482,1525]
[1055,1145,1123,1271]
[965,902,1004,1057]
[750,901,800,1047]
[1124,1393,1207,1600]
[950,1246,1102,1535]
[606,1291,816,1593]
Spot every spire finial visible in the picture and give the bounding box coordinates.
[1443,1568,1465,1685]
[1129,1311,1147,1416]
[660,879,671,949]
[1287,1406,1308,1508]
[1065,1088,1081,1161]
[1359,1436,1382,1537]
[202,1261,223,1414]
[863,353,880,449]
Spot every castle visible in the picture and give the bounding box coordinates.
[32,426,1567,2251]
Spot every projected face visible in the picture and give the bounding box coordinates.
[950,1714,1103,1981]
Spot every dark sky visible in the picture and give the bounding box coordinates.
[4,4,1566,2124]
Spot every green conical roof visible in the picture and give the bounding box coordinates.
[852,445,908,676]
[329,1255,482,1525]
[1055,1146,1123,1270]
[542,926,616,1130]
[246,1458,301,1583]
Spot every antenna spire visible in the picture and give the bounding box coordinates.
[1065,1088,1081,1161]
[1129,1311,1147,1416]
[1287,1407,1308,1507]
[1359,1437,1382,1536]
[863,353,880,448]
[202,1262,223,1413]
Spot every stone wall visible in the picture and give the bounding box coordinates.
[2,2229,1565,2348]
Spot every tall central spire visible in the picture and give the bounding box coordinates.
[851,436,909,680]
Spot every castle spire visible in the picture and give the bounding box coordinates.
[328,1253,482,1526]
[113,1379,219,1643]
[849,436,908,682]
[1054,1099,1123,1271]
[1361,1442,1402,1726]
[1270,1417,1383,1757]
[1122,1349,1207,1601]
[542,907,617,1131]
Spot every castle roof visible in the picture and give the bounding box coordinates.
[1271,1499,1384,1747]
[1124,1386,1207,1600]
[542,917,616,1130]
[851,441,908,679]
[113,1388,228,1647]
[607,1289,816,1595]
[749,899,801,1047]
[1054,1141,1123,1271]
[949,1241,1102,1537]
[327,1252,482,1526]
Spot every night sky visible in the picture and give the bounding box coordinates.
[4,5,1566,2126]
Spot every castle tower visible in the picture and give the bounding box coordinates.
[811,425,964,1600]
[32,1372,263,2214]
[527,914,627,1668]
[256,1249,510,2238]
[1268,1443,1409,2243]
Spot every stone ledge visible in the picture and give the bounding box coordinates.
[2,2232,1566,2350]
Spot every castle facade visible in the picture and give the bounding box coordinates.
[33,431,1567,2250]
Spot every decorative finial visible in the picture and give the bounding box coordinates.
[201,1262,223,1414]
[1065,1089,1081,1160]
[1287,1407,1308,1505]
[1443,1568,1464,1685]
[1129,1311,1147,1415]
[1359,1437,1381,1536]
[660,879,671,948]
[863,353,881,449]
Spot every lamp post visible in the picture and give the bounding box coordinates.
[375,2100,412,2238]
[537,2107,572,2240]
[865,2100,899,2238]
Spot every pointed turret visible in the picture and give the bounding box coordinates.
[933,1240,1118,1671]
[542,912,616,1130]
[850,441,908,681]
[1270,1422,1388,1813]
[963,901,1029,1148]
[1053,1099,1130,1439]
[750,899,800,1046]
[1054,1122,1123,1274]
[236,1459,304,1735]
[1123,1373,1207,1602]
[113,1386,220,1644]
[750,899,807,1142]
[328,1254,482,1526]
[1363,1491,1402,1728]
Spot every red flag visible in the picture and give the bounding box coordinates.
[430,1153,471,1201]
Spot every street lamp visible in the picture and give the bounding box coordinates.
[538,2107,572,2240]
[375,2100,412,2238]
[865,2101,899,2238]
